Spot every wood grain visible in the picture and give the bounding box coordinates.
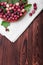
[0,11,43,65]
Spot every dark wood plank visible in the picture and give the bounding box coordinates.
[0,11,43,65]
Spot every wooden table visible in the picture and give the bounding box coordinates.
[0,11,43,65]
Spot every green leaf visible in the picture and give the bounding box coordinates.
[0,0,19,4]
[21,0,27,4]
[24,4,32,12]
[0,0,7,2]
[1,21,10,28]
[8,0,19,4]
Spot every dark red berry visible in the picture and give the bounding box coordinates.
[33,3,37,10]
[29,13,32,16]
[34,6,37,10]
[33,3,37,7]
[5,28,9,31]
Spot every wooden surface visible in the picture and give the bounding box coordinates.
[0,11,43,65]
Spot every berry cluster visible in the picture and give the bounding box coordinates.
[29,3,37,16]
[0,2,25,22]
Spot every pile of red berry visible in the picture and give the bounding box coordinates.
[0,2,25,22]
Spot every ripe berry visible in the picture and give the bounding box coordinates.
[6,8,9,11]
[17,8,20,12]
[11,13,14,17]
[6,4,9,8]
[20,12,22,16]
[9,4,13,7]
[12,6,14,9]
[0,14,2,18]
[33,3,37,10]
[8,18,11,21]
[16,2,19,6]
[1,2,4,6]
[21,9,25,13]
[12,17,15,21]
[15,17,18,20]
[0,9,3,13]
[3,15,6,18]
[14,15,17,18]
[7,10,10,13]
[34,6,37,10]
[33,3,37,7]
[32,10,35,14]
[4,2,7,5]
[5,28,9,31]
[29,13,32,16]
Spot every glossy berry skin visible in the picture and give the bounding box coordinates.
[29,13,32,16]
[33,3,37,10]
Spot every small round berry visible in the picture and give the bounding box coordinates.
[6,8,9,11]
[33,3,37,7]
[12,17,15,21]
[0,14,2,18]
[33,3,37,10]
[9,4,13,7]
[7,10,10,13]
[3,5,6,8]
[21,9,25,13]
[5,28,9,31]
[14,9,16,11]
[3,15,6,18]
[32,10,35,14]
[1,2,4,5]
[16,2,19,6]
[17,8,20,12]
[17,15,19,18]
[29,13,32,16]
[4,2,7,5]
[9,7,12,10]
[14,15,17,18]
[12,6,14,9]
[34,6,37,10]
[8,18,11,21]
[20,12,23,16]
[11,13,14,16]
[16,6,18,9]
[6,4,9,8]
[15,17,18,20]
